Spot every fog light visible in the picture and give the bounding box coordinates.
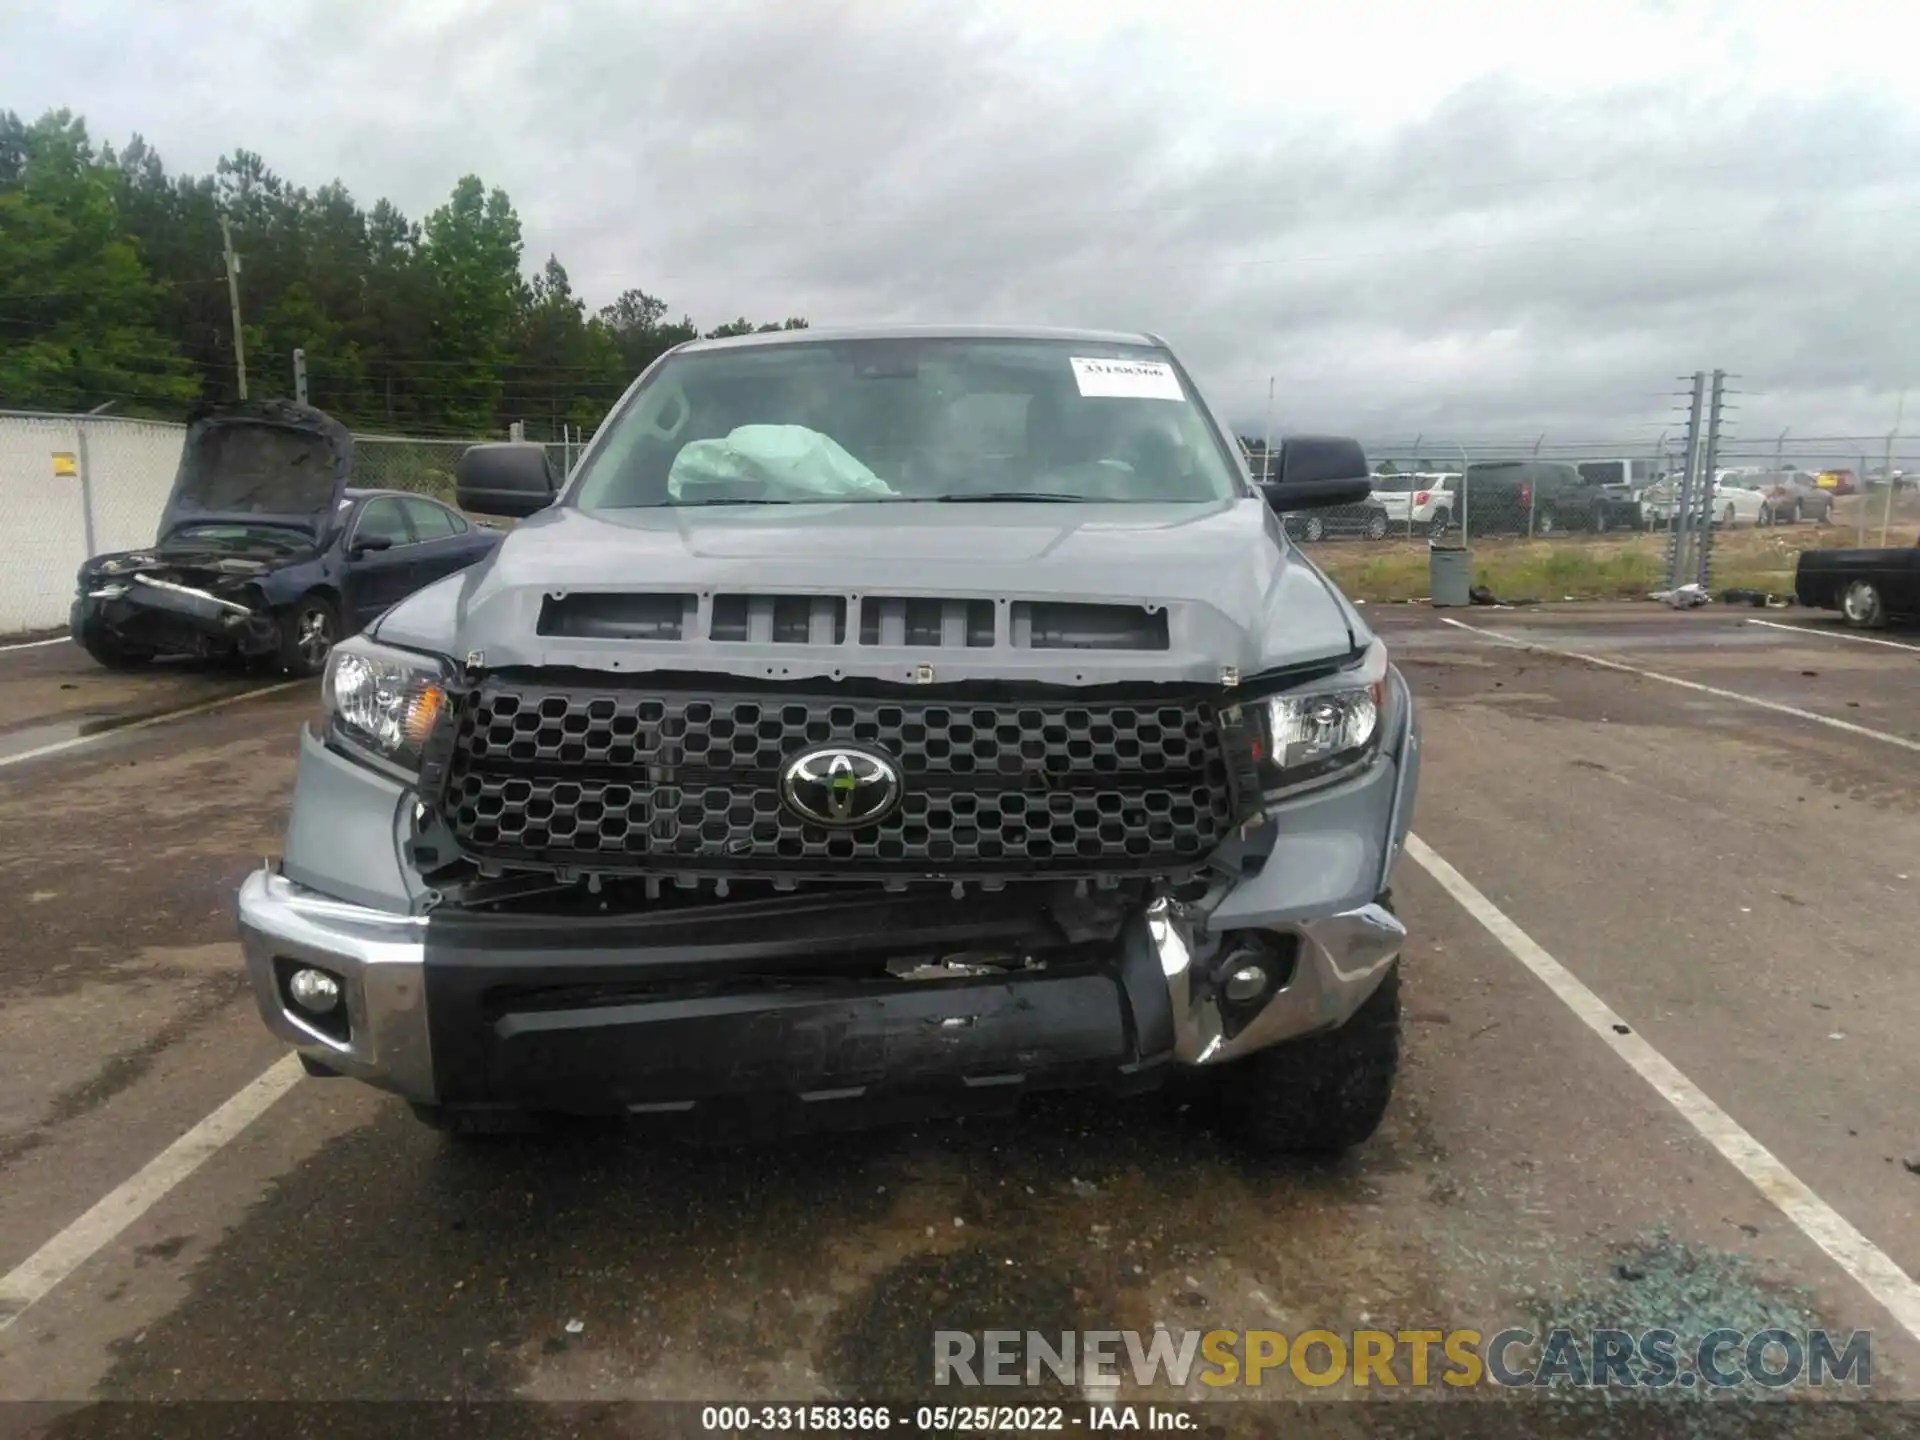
[288,967,342,1014]
[1223,965,1269,1003]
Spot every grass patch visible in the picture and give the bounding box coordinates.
[1306,525,1868,604]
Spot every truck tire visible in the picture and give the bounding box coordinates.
[408,1102,545,1139]
[1219,962,1400,1157]
[277,592,339,678]
[1365,511,1389,541]
[1299,515,1326,543]
[1842,580,1885,629]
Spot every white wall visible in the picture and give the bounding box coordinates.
[0,412,185,635]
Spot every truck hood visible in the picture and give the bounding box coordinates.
[374,499,1364,686]
[154,399,353,544]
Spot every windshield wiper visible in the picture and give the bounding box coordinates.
[931,491,1088,503]
[653,497,799,508]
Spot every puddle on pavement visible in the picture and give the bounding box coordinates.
[0,693,263,761]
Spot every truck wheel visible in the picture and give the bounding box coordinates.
[1365,511,1389,541]
[1842,581,1885,629]
[408,1102,545,1139]
[277,593,338,678]
[1219,963,1400,1157]
[1300,515,1326,542]
[79,629,155,671]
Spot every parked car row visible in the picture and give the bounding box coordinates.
[1349,458,1842,539]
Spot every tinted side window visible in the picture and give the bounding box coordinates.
[1580,462,1625,485]
[403,498,460,539]
[354,498,413,545]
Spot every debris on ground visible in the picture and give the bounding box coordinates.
[1466,584,1541,607]
[1719,587,1788,607]
[563,1318,585,1335]
[1650,582,1710,608]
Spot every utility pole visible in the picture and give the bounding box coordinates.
[1693,369,1733,589]
[220,217,249,400]
[1668,372,1707,590]
[1261,376,1275,483]
[1880,391,1905,548]
[293,348,309,404]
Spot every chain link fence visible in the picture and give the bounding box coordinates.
[1240,435,1918,596]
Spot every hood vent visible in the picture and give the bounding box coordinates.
[532,591,1171,652]
[538,592,696,641]
[1011,602,1168,651]
[712,594,848,645]
[858,596,995,648]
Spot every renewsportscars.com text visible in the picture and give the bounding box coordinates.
[933,1327,1873,1391]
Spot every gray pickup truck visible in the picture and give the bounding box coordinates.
[237,325,1420,1154]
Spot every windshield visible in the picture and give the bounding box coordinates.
[569,337,1242,509]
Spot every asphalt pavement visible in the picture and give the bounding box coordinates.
[1,606,1917,1432]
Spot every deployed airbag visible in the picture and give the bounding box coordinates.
[667,425,896,500]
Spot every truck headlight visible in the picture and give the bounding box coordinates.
[1258,639,1391,796]
[321,636,450,771]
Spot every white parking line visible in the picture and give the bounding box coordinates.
[1746,617,1920,654]
[0,1055,302,1331]
[0,636,70,654]
[0,680,307,771]
[1437,615,1920,755]
[1404,833,1920,1343]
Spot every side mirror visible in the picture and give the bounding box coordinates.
[1257,434,1375,511]
[349,533,394,557]
[457,441,559,518]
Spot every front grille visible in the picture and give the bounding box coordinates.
[438,681,1237,876]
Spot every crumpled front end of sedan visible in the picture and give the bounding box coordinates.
[71,548,288,663]
[71,398,349,668]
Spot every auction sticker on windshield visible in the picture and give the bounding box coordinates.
[1071,356,1185,401]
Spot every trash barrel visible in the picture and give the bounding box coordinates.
[1429,543,1474,607]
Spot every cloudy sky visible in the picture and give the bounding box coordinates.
[6,0,1919,452]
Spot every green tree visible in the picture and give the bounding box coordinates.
[4,108,809,431]
[421,175,524,430]
[0,110,196,412]
[600,287,698,376]
[507,255,627,436]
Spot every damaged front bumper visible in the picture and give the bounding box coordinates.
[72,578,276,654]
[237,679,1418,1125]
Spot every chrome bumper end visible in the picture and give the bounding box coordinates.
[237,867,436,1103]
[1153,898,1405,1066]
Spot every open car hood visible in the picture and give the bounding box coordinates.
[156,399,353,543]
